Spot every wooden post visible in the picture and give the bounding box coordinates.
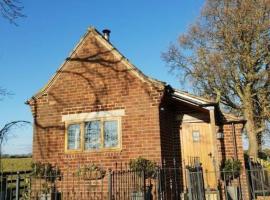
[208,106,219,185]
[15,172,20,200]
[0,175,6,200]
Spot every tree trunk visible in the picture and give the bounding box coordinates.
[244,104,258,158]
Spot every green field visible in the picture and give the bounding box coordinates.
[1,158,32,172]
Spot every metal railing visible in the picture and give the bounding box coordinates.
[109,167,183,200]
[0,170,32,200]
[1,167,270,200]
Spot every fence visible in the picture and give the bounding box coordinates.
[1,167,270,200]
[31,171,107,199]
[248,168,270,199]
[0,170,32,200]
[109,167,183,200]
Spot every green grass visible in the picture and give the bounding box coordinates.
[1,158,32,172]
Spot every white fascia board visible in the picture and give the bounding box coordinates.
[173,91,208,105]
[205,106,215,111]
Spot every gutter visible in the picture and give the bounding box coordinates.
[166,85,217,108]
[200,103,218,107]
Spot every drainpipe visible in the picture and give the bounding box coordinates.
[231,123,238,159]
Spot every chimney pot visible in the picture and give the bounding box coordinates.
[102,29,111,41]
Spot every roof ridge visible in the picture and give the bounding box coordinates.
[89,27,166,86]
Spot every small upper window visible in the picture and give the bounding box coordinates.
[192,130,200,142]
[67,124,81,150]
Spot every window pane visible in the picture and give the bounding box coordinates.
[104,120,118,148]
[67,124,81,150]
[85,121,101,150]
[192,130,200,142]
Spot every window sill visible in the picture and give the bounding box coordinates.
[65,147,122,154]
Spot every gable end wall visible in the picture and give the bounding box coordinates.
[29,33,165,171]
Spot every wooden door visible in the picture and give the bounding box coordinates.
[181,122,217,188]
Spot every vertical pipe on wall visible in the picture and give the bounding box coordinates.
[231,123,238,159]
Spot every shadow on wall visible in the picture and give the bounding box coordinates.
[29,38,164,167]
[158,92,183,191]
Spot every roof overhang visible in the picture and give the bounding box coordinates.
[170,89,217,111]
[167,86,245,124]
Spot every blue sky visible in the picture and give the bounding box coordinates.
[0,0,205,154]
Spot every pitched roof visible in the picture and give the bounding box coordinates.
[170,88,245,123]
[25,27,245,124]
[172,89,215,106]
[26,27,165,103]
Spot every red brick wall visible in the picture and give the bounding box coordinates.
[28,30,249,198]
[28,32,165,172]
[159,98,176,167]
[218,124,245,163]
[217,123,250,200]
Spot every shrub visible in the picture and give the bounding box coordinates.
[129,157,157,179]
[75,164,106,180]
[31,162,60,182]
[220,159,242,180]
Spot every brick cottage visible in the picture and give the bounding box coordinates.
[26,27,249,198]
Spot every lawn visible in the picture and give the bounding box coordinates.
[1,157,32,172]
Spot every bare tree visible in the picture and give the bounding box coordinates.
[163,0,270,158]
[0,87,12,101]
[0,0,25,25]
[0,121,30,171]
